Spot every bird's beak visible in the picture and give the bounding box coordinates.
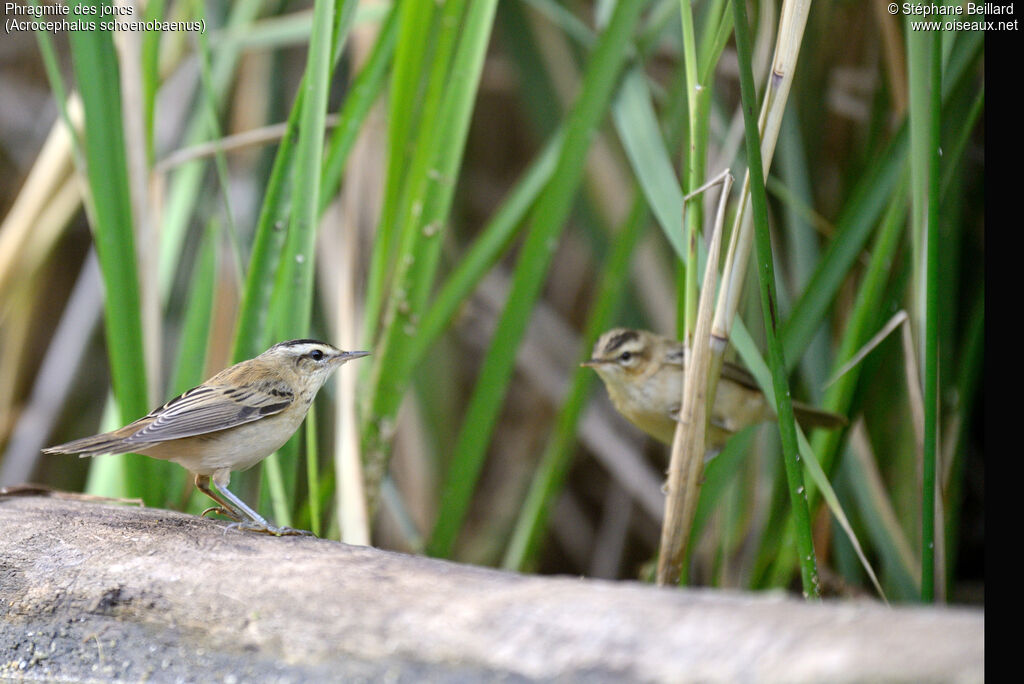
[579,358,602,368]
[337,350,371,362]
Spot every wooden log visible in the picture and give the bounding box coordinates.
[0,495,983,682]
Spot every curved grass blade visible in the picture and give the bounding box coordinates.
[731,0,819,598]
[426,0,648,559]
[68,0,161,504]
[362,0,501,504]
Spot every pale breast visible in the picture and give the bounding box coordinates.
[141,408,307,476]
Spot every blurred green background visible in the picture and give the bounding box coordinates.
[0,0,982,603]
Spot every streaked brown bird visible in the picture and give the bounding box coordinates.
[44,339,369,536]
[583,328,846,450]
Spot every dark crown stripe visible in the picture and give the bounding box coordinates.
[274,338,328,348]
[602,330,639,354]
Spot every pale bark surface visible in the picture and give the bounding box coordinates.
[1,496,983,682]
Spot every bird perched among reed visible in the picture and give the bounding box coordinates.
[583,328,845,450]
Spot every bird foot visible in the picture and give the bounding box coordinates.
[225,521,315,537]
[201,505,240,522]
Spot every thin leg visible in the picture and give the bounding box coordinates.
[194,475,242,521]
[193,474,313,537]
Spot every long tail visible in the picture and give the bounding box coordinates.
[792,401,848,431]
[42,430,150,457]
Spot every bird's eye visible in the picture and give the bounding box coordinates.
[619,351,632,363]
[309,349,324,361]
